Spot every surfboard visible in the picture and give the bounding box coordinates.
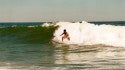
[51,38,70,46]
[51,39,64,44]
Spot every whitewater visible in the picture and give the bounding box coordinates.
[43,21,125,47]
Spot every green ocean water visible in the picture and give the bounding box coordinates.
[0,22,125,70]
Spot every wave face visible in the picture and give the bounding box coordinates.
[0,25,56,44]
[52,21,125,47]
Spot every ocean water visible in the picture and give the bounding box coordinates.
[0,21,125,70]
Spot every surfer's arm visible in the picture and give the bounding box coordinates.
[60,33,64,36]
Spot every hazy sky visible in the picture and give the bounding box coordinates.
[0,0,125,22]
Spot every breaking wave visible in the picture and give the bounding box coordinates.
[50,21,125,47]
[1,21,125,47]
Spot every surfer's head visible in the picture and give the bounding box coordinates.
[64,29,66,32]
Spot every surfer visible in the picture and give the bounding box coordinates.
[60,29,70,42]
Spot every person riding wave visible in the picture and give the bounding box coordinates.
[60,29,70,42]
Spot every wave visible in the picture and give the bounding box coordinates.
[49,21,125,47]
[1,21,125,47]
[0,26,57,44]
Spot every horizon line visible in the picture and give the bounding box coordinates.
[0,20,125,23]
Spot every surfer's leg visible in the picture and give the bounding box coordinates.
[68,37,70,41]
[62,37,64,42]
[62,37,63,42]
[67,36,70,41]
[62,36,66,42]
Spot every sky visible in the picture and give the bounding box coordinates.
[0,0,125,22]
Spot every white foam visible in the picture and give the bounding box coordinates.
[43,21,125,47]
[42,22,56,27]
[42,23,50,27]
